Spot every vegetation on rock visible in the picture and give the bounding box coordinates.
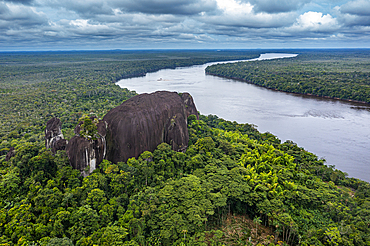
[0,50,369,245]
[78,116,99,140]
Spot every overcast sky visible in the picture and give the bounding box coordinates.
[0,0,369,50]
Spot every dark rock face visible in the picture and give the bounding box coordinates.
[66,136,106,177]
[181,93,199,119]
[5,147,15,161]
[103,91,199,163]
[66,116,107,177]
[47,91,198,177]
[45,117,67,154]
[53,139,67,152]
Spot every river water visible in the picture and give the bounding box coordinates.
[117,53,370,182]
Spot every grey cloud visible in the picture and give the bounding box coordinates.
[0,2,9,15]
[36,0,114,17]
[66,1,113,16]
[0,3,47,27]
[336,0,370,27]
[1,0,33,5]
[1,0,370,50]
[114,0,218,15]
[205,27,292,44]
[200,12,295,29]
[200,12,339,42]
[46,14,168,41]
[340,0,370,16]
[246,0,311,13]
[337,13,370,26]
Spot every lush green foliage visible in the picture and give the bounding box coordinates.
[206,49,370,103]
[0,50,258,156]
[0,115,369,245]
[0,50,369,245]
[78,116,99,140]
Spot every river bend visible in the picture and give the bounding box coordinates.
[117,53,370,182]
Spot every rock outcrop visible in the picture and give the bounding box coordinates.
[66,116,107,177]
[181,93,199,119]
[46,91,198,176]
[45,117,67,154]
[103,91,199,163]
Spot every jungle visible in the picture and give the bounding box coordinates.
[0,49,369,245]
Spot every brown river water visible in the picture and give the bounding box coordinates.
[117,53,370,182]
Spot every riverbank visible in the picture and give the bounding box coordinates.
[1,50,369,245]
[205,71,370,106]
[117,51,370,182]
[205,50,370,105]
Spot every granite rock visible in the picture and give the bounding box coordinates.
[103,91,198,163]
[45,117,67,154]
[66,116,107,177]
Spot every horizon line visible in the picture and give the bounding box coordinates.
[1,47,370,53]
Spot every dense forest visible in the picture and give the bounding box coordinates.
[206,49,370,104]
[0,50,260,142]
[0,50,369,245]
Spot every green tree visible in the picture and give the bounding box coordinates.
[68,205,100,242]
[78,116,98,140]
[84,188,107,211]
[47,237,74,246]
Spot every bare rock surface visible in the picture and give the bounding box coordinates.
[66,136,106,177]
[46,91,198,176]
[45,117,67,154]
[103,91,199,163]
[181,93,199,118]
[67,116,107,177]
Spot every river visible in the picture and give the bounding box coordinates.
[116,53,370,182]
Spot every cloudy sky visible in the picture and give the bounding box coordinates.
[0,0,369,50]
